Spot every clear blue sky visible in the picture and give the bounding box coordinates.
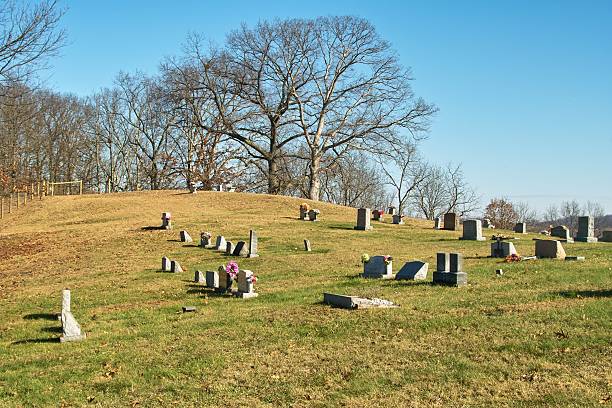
[47,0,612,214]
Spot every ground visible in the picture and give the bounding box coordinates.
[0,191,610,407]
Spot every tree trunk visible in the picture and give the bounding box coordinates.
[267,157,280,195]
[308,153,321,200]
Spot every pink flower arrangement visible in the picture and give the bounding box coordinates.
[226,261,239,278]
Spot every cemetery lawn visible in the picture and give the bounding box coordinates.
[0,191,611,407]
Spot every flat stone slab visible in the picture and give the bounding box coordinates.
[182,306,197,313]
[323,293,399,309]
[233,292,259,299]
[432,271,468,287]
[565,256,585,261]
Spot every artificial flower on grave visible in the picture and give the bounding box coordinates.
[310,208,320,214]
[226,260,239,278]
[201,231,212,240]
[383,255,393,265]
[300,203,310,211]
[361,253,370,264]
[247,274,258,285]
[505,254,521,263]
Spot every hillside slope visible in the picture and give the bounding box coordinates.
[0,191,610,407]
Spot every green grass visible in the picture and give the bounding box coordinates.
[0,191,610,407]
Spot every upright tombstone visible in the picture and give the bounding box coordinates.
[194,270,205,283]
[304,239,312,252]
[535,240,566,259]
[372,209,383,221]
[387,206,396,216]
[395,261,428,280]
[214,235,227,251]
[491,240,518,258]
[179,230,193,243]
[576,216,598,242]
[205,270,219,288]
[513,222,527,234]
[170,260,183,273]
[433,252,467,286]
[234,269,258,298]
[226,241,235,255]
[161,256,171,272]
[233,241,248,257]
[161,212,172,230]
[308,209,319,221]
[216,266,231,293]
[443,213,458,231]
[551,225,573,242]
[392,214,404,225]
[600,230,612,242]
[434,217,442,230]
[363,256,394,279]
[247,230,259,258]
[200,233,214,248]
[354,208,372,231]
[461,219,485,241]
[482,218,492,228]
[62,289,71,313]
[60,310,86,343]
[299,205,308,220]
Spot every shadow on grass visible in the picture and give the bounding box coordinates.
[23,313,57,320]
[166,239,182,242]
[141,226,165,231]
[556,289,612,299]
[328,224,357,230]
[11,337,59,345]
[41,326,63,333]
[183,244,200,248]
[391,280,432,287]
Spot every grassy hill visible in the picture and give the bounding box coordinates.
[0,191,610,407]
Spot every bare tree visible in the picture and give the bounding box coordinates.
[0,0,65,88]
[560,200,581,234]
[513,201,538,224]
[543,204,559,225]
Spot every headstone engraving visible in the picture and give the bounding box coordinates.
[535,240,566,259]
[194,270,205,283]
[214,235,227,251]
[363,256,394,279]
[180,230,192,243]
[161,257,171,272]
[206,270,219,288]
[395,261,428,280]
[247,230,259,258]
[576,216,598,242]
[234,269,258,298]
[460,219,485,241]
[354,208,372,230]
[443,213,458,230]
[513,222,527,234]
[304,239,311,251]
[170,260,183,273]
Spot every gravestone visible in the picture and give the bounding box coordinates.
[565,256,585,261]
[387,206,396,216]
[200,233,214,248]
[299,206,308,220]
[354,208,372,230]
[392,214,404,225]
[601,230,612,242]
[323,293,398,309]
[216,266,232,293]
[513,222,527,234]
[180,230,192,243]
[233,241,248,257]
[60,310,86,342]
[182,306,197,313]
[491,240,517,257]
[535,240,566,259]
[62,289,70,313]
[461,219,485,241]
[576,216,598,242]
[214,235,227,251]
[247,230,259,258]
[194,270,205,283]
[363,256,394,279]
[482,218,492,228]
[304,239,311,252]
[161,212,172,229]
[434,217,442,229]
[433,252,467,286]
[226,241,235,255]
[161,257,171,272]
[170,260,183,273]
[551,225,573,242]
[395,261,428,280]
[308,210,319,221]
[443,213,458,231]
[372,210,383,221]
[206,270,219,288]
[234,269,258,298]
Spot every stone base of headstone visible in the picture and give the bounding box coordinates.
[574,237,598,243]
[353,226,373,231]
[233,291,259,299]
[432,271,467,287]
[565,256,585,261]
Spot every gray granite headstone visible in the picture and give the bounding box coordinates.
[433,253,467,287]
[551,225,572,242]
[233,241,248,257]
[234,269,258,298]
[247,230,259,258]
[161,257,171,272]
[387,206,396,216]
[206,270,219,288]
[308,209,319,221]
[215,235,227,251]
[535,240,566,259]
[194,270,205,283]
[392,214,404,225]
[354,208,372,230]
[216,266,231,293]
[513,222,527,234]
[450,253,463,272]
[363,255,394,279]
[436,252,450,272]
[601,230,612,242]
[491,241,517,257]
[171,260,183,273]
[461,219,485,240]
[576,216,597,242]
[226,241,235,255]
[180,230,192,243]
[395,261,428,280]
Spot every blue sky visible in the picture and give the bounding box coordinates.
[47,1,612,213]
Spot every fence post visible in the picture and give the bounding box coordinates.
[16,192,20,209]
[24,188,28,205]
[79,180,83,195]
[8,194,12,213]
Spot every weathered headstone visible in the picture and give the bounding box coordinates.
[299,206,308,220]
[234,269,258,299]
[233,241,248,257]
[180,230,192,243]
[513,222,527,234]
[161,256,171,272]
[226,241,235,255]
[482,218,492,228]
[392,214,404,225]
[214,235,227,251]
[576,216,598,242]
[206,270,219,288]
[535,240,566,259]
[161,212,172,229]
[433,252,467,286]
[461,219,485,241]
[354,208,372,230]
[247,230,259,258]
[304,239,311,252]
[200,233,214,248]
[372,210,383,221]
[323,293,398,309]
[170,260,183,273]
[182,306,197,313]
[216,266,231,293]
[60,311,86,342]
[395,261,428,280]
[491,240,517,257]
[363,256,394,279]
[601,230,612,242]
[387,206,396,216]
[443,213,458,230]
[551,225,573,242]
[62,289,70,313]
[308,209,319,221]
[434,217,442,229]
[194,270,205,283]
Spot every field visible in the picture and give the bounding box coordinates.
[0,191,610,407]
